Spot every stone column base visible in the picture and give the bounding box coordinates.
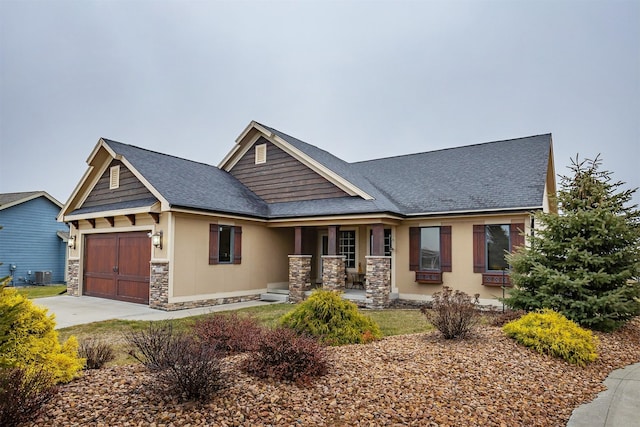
[365,256,391,309]
[66,259,80,296]
[149,261,170,309]
[322,255,346,291]
[288,255,312,303]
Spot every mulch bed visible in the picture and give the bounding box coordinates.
[34,318,640,426]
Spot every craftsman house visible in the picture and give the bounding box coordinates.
[58,121,556,310]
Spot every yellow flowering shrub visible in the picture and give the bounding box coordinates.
[0,285,84,383]
[502,309,598,366]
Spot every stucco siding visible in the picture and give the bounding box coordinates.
[395,214,530,301]
[0,197,68,284]
[171,214,293,299]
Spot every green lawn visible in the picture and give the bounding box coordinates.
[57,303,434,366]
[17,284,67,299]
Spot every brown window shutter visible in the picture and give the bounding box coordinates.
[209,223,219,265]
[473,225,485,273]
[510,223,525,252]
[409,227,420,271]
[440,226,452,272]
[233,226,242,264]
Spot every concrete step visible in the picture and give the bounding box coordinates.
[267,288,290,295]
[260,292,289,302]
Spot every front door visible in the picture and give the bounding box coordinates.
[84,232,151,304]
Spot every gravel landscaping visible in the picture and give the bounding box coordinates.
[34,317,640,427]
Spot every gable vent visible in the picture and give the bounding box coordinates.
[109,165,120,189]
[255,143,267,164]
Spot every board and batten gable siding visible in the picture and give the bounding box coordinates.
[0,196,68,283]
[82,160,155,209]
[229,137,349,203]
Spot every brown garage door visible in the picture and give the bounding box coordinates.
[84,232,151,304]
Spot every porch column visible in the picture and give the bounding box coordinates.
[289,255,312,303]
[371,224,385,256]
[322,255,346,291]
[365,255,391,309]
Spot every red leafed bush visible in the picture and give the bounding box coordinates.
[193,312,265,355]
[0,367,58,427]
[243,327,328,385]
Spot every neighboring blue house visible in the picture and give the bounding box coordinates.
[0,191,68,285]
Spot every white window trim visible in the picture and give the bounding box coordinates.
[339,228,357,270]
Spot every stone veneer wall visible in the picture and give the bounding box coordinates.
[148,260,261,311]
[66,259,80,296]
[365,256,391,309]
[288,255,312,303]
[322,255,346,291]
[149,261,170,309]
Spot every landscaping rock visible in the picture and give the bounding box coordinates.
[33,318,640,426]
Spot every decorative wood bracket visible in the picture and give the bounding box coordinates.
[126,214,136,226]
[87,218,96,228]
[149,212,160,224]
[105,216,115,227]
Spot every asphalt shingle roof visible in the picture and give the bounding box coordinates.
[352,134,551,215]
[102,140,269,217]
[94,127,551,219]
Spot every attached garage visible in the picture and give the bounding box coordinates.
[83,232,151,304]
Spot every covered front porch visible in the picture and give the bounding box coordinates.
[287,224,394,309]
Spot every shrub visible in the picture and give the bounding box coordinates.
[280,289,382,345]
[124,321,181,371]
[0,284,84,383]
[490,309,527,327]
[503,309,598,366]
[79,338,116,369]
[0,367,58,427]
[193,312,264,355]
[243,327,328,385]
[421,286,479,339]
[155,335,225,402]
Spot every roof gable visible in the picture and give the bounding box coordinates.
[228,137,350,203]
[0,191,62,211]
[220,121,376,201]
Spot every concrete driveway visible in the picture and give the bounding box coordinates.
[33,295,276,329]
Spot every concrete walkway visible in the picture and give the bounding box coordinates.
[34,295,278,329]
[567,362,640,427]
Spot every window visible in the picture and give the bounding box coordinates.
[209,224,242,265]
[473,223,524,286]
[109,165,120,189]
[339,230,356,268]
[255,143,266,164]
[409,226,452,283]
[486,225,510,271]
[419,228,440,270]
[369,229,392,257]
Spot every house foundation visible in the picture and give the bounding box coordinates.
[322,255,346,291]
[288,255,312,303]
[365,256,391,309]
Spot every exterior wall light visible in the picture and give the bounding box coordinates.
[68,235,76,249]
[151,231,163,249]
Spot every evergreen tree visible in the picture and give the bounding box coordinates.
[504,155,640,331]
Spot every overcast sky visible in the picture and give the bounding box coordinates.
[1,0,638,207]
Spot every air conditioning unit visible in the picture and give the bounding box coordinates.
[35,271,52,285]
